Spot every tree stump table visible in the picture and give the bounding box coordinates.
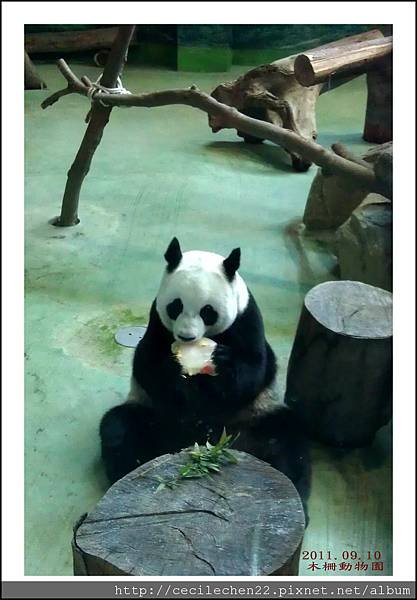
[73,451,305,576]
[285,281,392,447]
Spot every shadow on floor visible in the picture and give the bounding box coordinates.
[314,422,392,477]
[204,140,295,173]
[282,217,338,296]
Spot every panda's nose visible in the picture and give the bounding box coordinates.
[178,334,196,342]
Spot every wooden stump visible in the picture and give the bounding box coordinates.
[73,451,305,576]
[24,51,46,90]
[285,281,392,447]
[336,194,392,291]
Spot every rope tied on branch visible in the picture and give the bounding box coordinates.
[87,75,132,107]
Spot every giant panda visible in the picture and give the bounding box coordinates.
[100,237,311,518]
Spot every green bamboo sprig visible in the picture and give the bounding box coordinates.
[155,429,239,492]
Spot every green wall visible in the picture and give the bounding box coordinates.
[26,24,385,71]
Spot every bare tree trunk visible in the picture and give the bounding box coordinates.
[55,25,136,227]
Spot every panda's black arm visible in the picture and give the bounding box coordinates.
[132,301,187,404]
[198,346,272,408]
[203,293,277,404]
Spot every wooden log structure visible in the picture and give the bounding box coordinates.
[208,29,385,172]
[294,36,392,87]
[24,26,136,54]
[72,451,305,576]
[294,35,393,144]
[285,281,392,448]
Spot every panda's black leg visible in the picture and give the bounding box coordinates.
[99,403,163,484]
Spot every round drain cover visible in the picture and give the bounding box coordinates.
[115,325,147,348]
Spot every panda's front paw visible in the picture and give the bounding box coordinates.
[213,344,235,373]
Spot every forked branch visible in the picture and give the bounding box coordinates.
[42,60,382,195]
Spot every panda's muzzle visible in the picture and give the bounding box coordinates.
[178,334,197,342]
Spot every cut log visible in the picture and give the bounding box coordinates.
[24,51,47,90]
[285,281,392,447]
[94,50,110,68]
[363,56,392,143]
[72,451,305,576]
[24,27,131,54]
[294,36,392,87]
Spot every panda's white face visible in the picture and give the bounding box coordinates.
[156,244,249,343]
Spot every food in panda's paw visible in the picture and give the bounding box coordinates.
[171,338,217,376]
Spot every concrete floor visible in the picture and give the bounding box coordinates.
[25,63,392,575]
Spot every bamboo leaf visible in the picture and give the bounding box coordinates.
[154,428,240,492]
[222,449,239,464]
[208,464,220,472]
[219,427,228,445]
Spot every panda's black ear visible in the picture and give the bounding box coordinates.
[223,247,241,281]
[164,237,182,272]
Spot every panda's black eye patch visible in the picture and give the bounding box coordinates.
[200,304,218,326]
[167,298,183,320]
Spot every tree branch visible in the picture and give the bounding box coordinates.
[42,60,379,193]
[56,58,88,91]
[41,59,89,109]
[331,143,373,169]
[41,87,73,109]
[96,88,378,190]
[54,26,136,226]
